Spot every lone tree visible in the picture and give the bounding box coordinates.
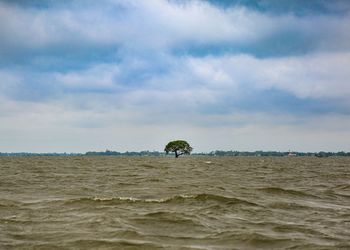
[164,140,193,158]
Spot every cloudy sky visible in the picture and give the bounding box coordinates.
[1,0,350,153]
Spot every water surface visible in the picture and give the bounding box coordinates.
[1,156,349,249]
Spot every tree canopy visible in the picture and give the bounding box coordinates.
[164,140,193,158]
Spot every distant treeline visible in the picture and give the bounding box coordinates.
[0,152,83,157]
[197,150,350,157]
[1,150,350,157]
[85,150,163,156]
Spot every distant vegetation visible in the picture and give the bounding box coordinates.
[1,150,350,157]
[197,150,350,157]
[164,140,193,158]
[85,150,163,157]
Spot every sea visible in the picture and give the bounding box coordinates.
[0,156,349,249]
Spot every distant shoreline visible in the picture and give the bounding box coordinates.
[1,150,349,157]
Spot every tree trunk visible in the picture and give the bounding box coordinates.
[175,150,179,158]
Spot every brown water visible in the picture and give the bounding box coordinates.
[0,156,349,249]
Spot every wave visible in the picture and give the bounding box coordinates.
[334,184,350,190]
[257,187,320,199]
[0,199,22,208]
[140,164,158,169]
[267,202,312,210]
[61,193,260,207]
[211,231,292,247]
[185,193,260,206]
[63,239,165,249]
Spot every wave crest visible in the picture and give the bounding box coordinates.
[63,193,259,206]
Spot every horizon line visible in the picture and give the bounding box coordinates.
[1,150,349,155]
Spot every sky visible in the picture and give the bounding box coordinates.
[0,0,350,153]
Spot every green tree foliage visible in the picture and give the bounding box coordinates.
[164,140,193,158]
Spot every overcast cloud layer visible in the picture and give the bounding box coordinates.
[1,0,350,152]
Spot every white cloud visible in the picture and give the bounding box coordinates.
[1,0,349,53]
[54,64,120,89]
[183,52,350,100]
[2,50,349,115]
[2,45,350,115]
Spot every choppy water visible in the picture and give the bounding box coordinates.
[0,156,349,249]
